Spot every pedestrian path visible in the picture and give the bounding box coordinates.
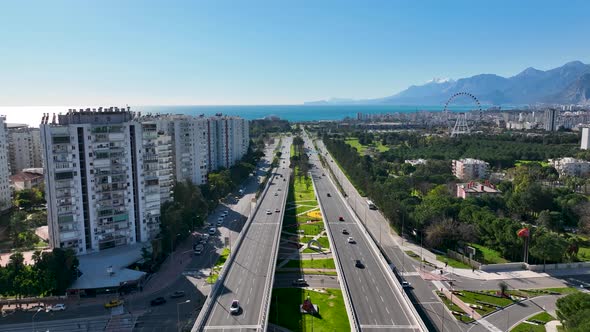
[545,320,561,332]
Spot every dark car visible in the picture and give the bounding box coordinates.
[338,216,344,221]
[150,297,167,306]
[355,260,364,268]
[170,291,185,298]
[342,229,349,235]
[326,193,331,197]
[292,278,308,286]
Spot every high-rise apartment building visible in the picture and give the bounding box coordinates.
[544,108,558,131]
[581,127,590,150]
[452,158,489,180]
[0,116,11,212]
[142,114,249,185]
[7,124,43,174]
[40,108,172,255]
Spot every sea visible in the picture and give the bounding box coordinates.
[0,104,506,127]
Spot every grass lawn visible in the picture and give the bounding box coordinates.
[345,138,389,154]
[517,287,579,296]
[293,172,316,203]
[282,259,336,270]
[578,247,590,261]
[345,138,366,154]
[316,236,330,248]
[470,243,509,264]
[511,312,555,332]
[436,254,472,269]
[206,248,231,283]
[275,269,338,276]
[294,204,319,216]
[269,288,350,332]
[436,292,474,323]
[515,160,550,167]
[452,290,514,316]
[298,222,324,236]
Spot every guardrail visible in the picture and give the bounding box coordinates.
[321,140,429,332]
[259,167,291,331]
[310,150,360,332]
[192,166,279,332]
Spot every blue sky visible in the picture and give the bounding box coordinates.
[1,0,589,106]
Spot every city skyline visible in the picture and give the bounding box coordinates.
[1,0,589,106]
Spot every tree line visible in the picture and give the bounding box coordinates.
[148,141,263,270]
[0,249,78,297]
[323,133,589,265]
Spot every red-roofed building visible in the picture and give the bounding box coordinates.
[10,170,44,191]
[456,180,501,199]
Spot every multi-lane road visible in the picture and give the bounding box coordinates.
[306,136,425,332]
[0,142,279,332]
[200,138,292,331]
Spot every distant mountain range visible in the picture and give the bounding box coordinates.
[305,61,590,106]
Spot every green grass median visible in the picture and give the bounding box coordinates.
[269,288,350,332]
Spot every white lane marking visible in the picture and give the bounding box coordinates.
[385,306,390,314]
[369,305,373,313]
[380,295,384,303]
[359,325,418,329]
[203,325,262,330]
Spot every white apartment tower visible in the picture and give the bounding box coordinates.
[7,124,43,174]
[40,108,172,255]
[0,116,11,212]
[143,114,249,185]
[581,127,590,150]
[452,158,489,180]
[214,115,250,169]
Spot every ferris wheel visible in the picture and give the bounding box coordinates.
[443,92,482,137]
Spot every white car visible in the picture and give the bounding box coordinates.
[230,299,240,315]
[275,208,280,213]
[208,227,216,235]
[222,210,229,216]
[48,304,66,311]
[401,281,412,289]
[274,192,278,196]
[266,209,272,215]
[347,237,355,244]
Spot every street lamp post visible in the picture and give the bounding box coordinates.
[32,307,42,332]
[177,299,191,332]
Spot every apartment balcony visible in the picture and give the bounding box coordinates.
[55,180,75,189]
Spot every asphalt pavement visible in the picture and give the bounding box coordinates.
[201,138,292,331]
[306,136,423,332]
[0,142,280,332]
[273,273,340,289]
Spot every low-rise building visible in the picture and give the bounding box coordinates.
[549,157,590,177]
[456,181,501,199]
[452,158,489,180]
[10,168,44,191]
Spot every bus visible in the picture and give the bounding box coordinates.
[367,200,377,210]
